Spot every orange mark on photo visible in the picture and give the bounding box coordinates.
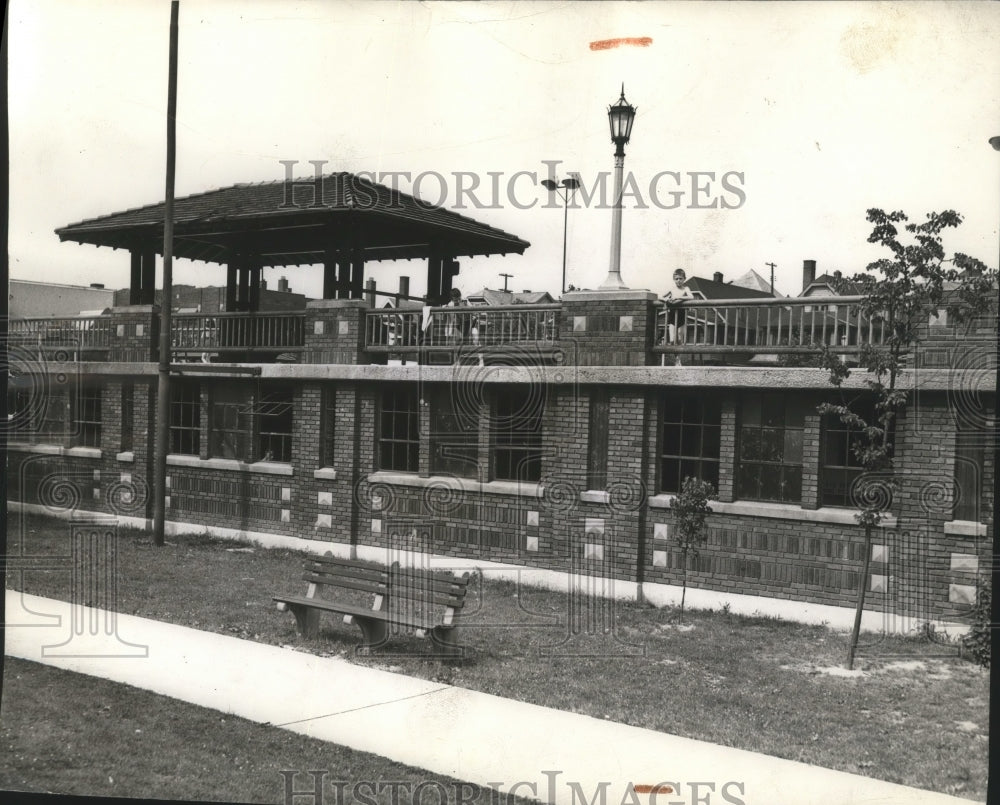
[633,784,674,795]
[590,37,653,51]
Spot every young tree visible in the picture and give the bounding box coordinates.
[672,476,716,617]
[819,208,996,670]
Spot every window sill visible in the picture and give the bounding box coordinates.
[166,455,294,476]
[8,442,102,459]
[116,451,135,464]
[647,494,897,527]
[368,471,543,498]
[313,468,338,481]
[580,490,610,504]
[944,520,987,537]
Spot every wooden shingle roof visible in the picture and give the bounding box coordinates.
[56,172,530,266]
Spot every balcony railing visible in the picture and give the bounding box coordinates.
[653,296,885,361]
[365,304,561,352]
[8,316,116,360]
[172,312,305,357]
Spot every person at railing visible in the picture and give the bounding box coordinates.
[444,287,468,345]
[660,268,692,361]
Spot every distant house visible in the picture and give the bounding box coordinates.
[800,260,859,297]
[466,288,555,306]
[729,268,781,296]
[680,272,775,301]
[9,279,115,318]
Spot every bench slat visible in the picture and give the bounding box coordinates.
[303,562,389,583]
[272,595,385,620]
[299,572,388,596]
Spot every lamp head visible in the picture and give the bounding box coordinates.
[607,84,636,156]
[541,179,558,191]
[990,135,1000,152]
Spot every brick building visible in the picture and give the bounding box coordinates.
[7,173,995,635]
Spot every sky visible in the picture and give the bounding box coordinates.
[8,0,1000,301]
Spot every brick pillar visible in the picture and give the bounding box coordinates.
[801,412,821,510]
[418,391,431,478]
[718,399,737,503]
[477,389,491,482]
[559,289,658,366]
[303,298,368,364]
[109,306,159,362]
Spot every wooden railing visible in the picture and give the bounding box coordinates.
[171,311,305,355]
[365,304,561,352]
[8,316,115,359]
[653,296,885,359]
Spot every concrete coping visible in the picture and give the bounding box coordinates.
[306,298,372,310]
[8,442,103,460]
[943,520,987,537]
[368,471,543,498]
[579,490,610,504]
[648,494,898,527]
[165,454,294,476]
[313,467,338,481]
[115,451,136,464]
[561,289,658,302]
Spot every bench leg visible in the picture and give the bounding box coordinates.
[429,626,463,660]
[289,604,320,639]
[353,616,389,651]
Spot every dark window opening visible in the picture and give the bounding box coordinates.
[659,393,721,494]
[378,386,419,473]
[587,390,611,491]
[430,385,479,478]
[737,392,806,503]
[171,381,201,456]
[493,387,543,483]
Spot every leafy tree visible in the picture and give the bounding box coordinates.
[818,209,996,670]
[672,476,716,616]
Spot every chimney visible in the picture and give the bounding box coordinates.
[522,289,531,293]
[397,275,410,305]
[712,272,723,283]
[802,259,816,291]
[278,276,289,293]
[365,278,377,308]
[89,282,105,289]
[833,270,842,280]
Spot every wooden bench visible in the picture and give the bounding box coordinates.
[273,554,470,656]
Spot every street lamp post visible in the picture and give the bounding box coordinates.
[542,175,580,295]
[600,85,637,290]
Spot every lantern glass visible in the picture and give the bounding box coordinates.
[607,93,636,145]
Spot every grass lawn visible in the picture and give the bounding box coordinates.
[4,513,990,801]
[0,656,518,804]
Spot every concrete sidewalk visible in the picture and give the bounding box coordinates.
[4,589,979,805]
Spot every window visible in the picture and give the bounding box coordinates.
[659,394,721,494]
[737,393,806,503]
[492,387,543,483]
[7,384,34,441]
[210,386,249,460]
[378,386,419,472]
[587,390,610,490]
[820,401,872,508]
[170,381,201,456]
[321,387,336,468]
[120,384,134,452]
[209,384,294,462]
[73,387,102,448]
[954,421,985,522]
[38,390,69,443]
[257,387,294,462]
[430,385,479,478]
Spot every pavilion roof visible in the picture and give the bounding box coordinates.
[56,172,530,266]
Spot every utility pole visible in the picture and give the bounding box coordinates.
[765,261,777,296]
[499,272,513,292]
[153,0,180,547]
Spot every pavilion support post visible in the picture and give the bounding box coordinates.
[350,250,365,299]
[237,259,250,312]
[129,251,142,305]
[426,253,443,305]
[337,253,352,299]
[323,248,337,300]
[248,258,261,312]
[225,263,237,311]
[140,248,156,305]
[365,278,376,308]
